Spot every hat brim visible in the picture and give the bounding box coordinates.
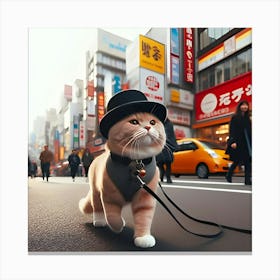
[100,101,167,138]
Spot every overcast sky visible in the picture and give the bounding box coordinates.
[28,27,150,131]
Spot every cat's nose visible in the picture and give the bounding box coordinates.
[144,126,151,131]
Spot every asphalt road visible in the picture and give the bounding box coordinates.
[28,175,252,253]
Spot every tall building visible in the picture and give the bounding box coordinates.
[193,28,252,145]
[84,28,132,154]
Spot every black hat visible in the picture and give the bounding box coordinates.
[99,89,167,138]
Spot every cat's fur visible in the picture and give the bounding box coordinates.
[79,112,166,248]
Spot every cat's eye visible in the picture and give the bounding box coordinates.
[150,120,156,125]
[129,119,139,125]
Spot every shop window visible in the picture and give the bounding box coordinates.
[215,64,224,84]
[198,48,251,91]
[224,60,231,81]
[200,73,209,90]
[209,71,215,88]
[196,124,229,147]
[199,28,233,51]
[200,29,210,49]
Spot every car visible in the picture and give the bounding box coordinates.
[171,138,234,179]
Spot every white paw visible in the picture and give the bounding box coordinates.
[93,212,107,227]
[93,220,107,227]
[78,198,88,214]
[134,235,156,248]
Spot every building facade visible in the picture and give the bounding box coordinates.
[84,28,132,154]
[193,28,252,145]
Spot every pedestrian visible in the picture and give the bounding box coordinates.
[30,160,38,178]
[28,156,32,177]
[68,149,81,182]
[156,118,178,183]
[225,100,252,185]
[39,145,54,182]
[81,148,94,181]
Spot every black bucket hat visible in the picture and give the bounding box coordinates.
[99,89,167,139]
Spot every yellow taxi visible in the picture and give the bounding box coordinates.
[171,138,233,179]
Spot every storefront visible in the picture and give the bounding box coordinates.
[193,72,252,146]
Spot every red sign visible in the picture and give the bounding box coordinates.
[64,85,72,101]
[195,72,252,122]
[183,28,194,83]
[122,82,129,90]
[87,81,94,98]
[145,76,160,91]
[97,92,105,124]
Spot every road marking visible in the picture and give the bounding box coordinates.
[32,177,251,193]
[172,179,244,185]
[162,183,252,194]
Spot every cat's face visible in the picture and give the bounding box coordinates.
[107,112,166,159]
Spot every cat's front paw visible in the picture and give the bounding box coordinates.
[134,235,156,248]
[107,217,126,233]
[93,212,107,227]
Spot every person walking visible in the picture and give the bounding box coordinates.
[81,148,94,181]
[68,149,81,182]
[39,145,54,182]
[30,160,38,178]
[156,118,178,184]
[225,100,252,185]
[28,156,32,178]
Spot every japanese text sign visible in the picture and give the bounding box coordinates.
[195,72,252,122]
[139,35,165,74]
[183,28,194,83]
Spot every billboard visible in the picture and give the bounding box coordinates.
[195,72,252,122]
[97,29,131,59]
[139,68,164,104]
[139,35,165,74]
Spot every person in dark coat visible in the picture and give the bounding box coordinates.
[28,156,32,177]
[68,149,81,182]
[39,145,54,182]
[156,118,178,183]
[81,148,94,180]
[225,100,252,185]
[30,160,38,178]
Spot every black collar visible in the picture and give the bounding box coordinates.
[110,152,153,165]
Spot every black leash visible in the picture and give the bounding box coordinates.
[136,175,252,238]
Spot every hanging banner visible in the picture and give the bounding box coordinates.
[97,92,105,124]
[79,120,86,148]
[87,81,94,98]
[183,28,194,83]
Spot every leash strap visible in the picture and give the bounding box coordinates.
[137,176,223,238]
[137,176,252,238]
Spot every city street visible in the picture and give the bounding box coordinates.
[28,175,252,253]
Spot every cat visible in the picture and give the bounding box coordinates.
[79,112,166,248]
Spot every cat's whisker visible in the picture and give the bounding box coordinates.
[121,130,145,156]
